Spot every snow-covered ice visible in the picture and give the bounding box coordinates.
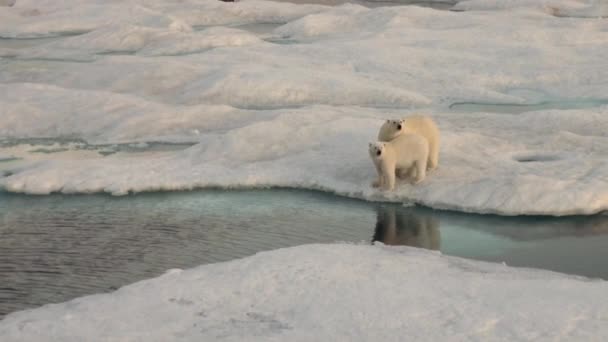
[453,0,608,17]
[0,244,607,341]
[1,0,608,215]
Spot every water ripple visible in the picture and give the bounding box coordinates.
[1,190,608,319]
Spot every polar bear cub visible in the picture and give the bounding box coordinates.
[369,133,429,191]
[378,115,440,170]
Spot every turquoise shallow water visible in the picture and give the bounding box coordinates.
[1,189,607,318]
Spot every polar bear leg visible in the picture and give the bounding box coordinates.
[396,167,411,179]
[372,162,384,188]
[382,162,396,191]
[412,159,427,184]
[428,142,439,170]
[371,176,380,187]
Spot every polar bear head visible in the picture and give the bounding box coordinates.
[378,119,405,141]
[368,142,387,160]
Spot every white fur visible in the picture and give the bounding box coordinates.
[369,133,429,191]
[377,115,440,170]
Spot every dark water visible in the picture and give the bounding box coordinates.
[1,189,608,318]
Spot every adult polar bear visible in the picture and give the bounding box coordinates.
[368,134,429,191]
[378,115,440,170]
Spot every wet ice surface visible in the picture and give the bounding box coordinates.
[2,189,608,318]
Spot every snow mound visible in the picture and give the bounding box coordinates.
[0,0,327,38]
[7,25,265,60]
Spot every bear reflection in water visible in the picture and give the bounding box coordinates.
[372,206,441,250]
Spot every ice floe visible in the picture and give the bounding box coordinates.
[0,244,606,341]
[1,0,608,215]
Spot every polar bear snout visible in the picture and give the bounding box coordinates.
[369,142,384,158]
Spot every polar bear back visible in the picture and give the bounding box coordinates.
[378,115,440,170]
[388,132,429,169]
[377,115,439,144]
[401,116,438,142]
[402,115,440,169]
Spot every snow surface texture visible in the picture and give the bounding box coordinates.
[453,0,608,17]
[0,244,607,341]
[1,0,608,215]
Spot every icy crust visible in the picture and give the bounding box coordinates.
[2,5,608,106]
[0,3,191,39]
[3,102,608,216]
[0,84,246,144]
[0,0,328,38]
[453,0,608,17]
[12,25,265,59]
[0,244,607,341]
